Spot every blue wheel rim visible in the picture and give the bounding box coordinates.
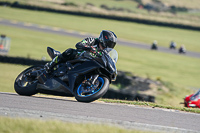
[77,77,104,97]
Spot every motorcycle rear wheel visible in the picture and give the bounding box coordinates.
[14,65,43,96]
[75,76,109,102]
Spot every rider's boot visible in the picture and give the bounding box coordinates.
[44,48,77,73]
[44,55,62,73]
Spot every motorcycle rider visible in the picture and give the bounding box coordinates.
[45,30,117,73]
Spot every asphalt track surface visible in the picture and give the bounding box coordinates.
[1,92,200,133]
[0,18,200,59]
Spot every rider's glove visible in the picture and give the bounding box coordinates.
[84,46,97,54]
[84,37,95,45]
[89,46,97,54]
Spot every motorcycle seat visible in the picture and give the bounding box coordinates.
[47,47,61,59]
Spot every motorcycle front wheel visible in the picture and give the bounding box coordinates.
[14,65,43,96]
[75,76,109,102]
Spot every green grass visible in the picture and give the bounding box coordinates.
[0,116,151,133]
[116,45,200,88]
[0,63,27,92]
[0,25,79,59]
[1,7,200,52]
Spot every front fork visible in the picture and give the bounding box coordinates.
[84,74,99,86]
[91,74,99,84]
[81,74,99,94]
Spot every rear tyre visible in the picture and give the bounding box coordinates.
[75,76,109,102]
[14,65,43,96]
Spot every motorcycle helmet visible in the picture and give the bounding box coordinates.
[99,30,117,48]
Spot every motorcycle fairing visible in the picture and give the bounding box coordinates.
[36,60,104,95]
[67,60,104,94]
[36,77,72,94]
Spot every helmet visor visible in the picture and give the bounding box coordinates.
[106,41,116,48]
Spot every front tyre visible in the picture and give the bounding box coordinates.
[14,65,43,96]
[75,76,109,102]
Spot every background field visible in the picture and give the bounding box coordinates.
[4,0,200,28]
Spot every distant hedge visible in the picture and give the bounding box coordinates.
[0,1,200,31]
[0,55,48,66]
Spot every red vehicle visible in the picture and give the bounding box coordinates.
[184,89,200,108]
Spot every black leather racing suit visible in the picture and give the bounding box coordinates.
[45,37,100,71]
[61,37,100,62]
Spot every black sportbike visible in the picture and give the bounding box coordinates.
[14,47,118,102]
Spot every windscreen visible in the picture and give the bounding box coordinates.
[190,89,200,101]
[106,48,118,64]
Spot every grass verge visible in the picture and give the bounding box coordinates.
[100,99,200,114]
[0,116,153,133]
